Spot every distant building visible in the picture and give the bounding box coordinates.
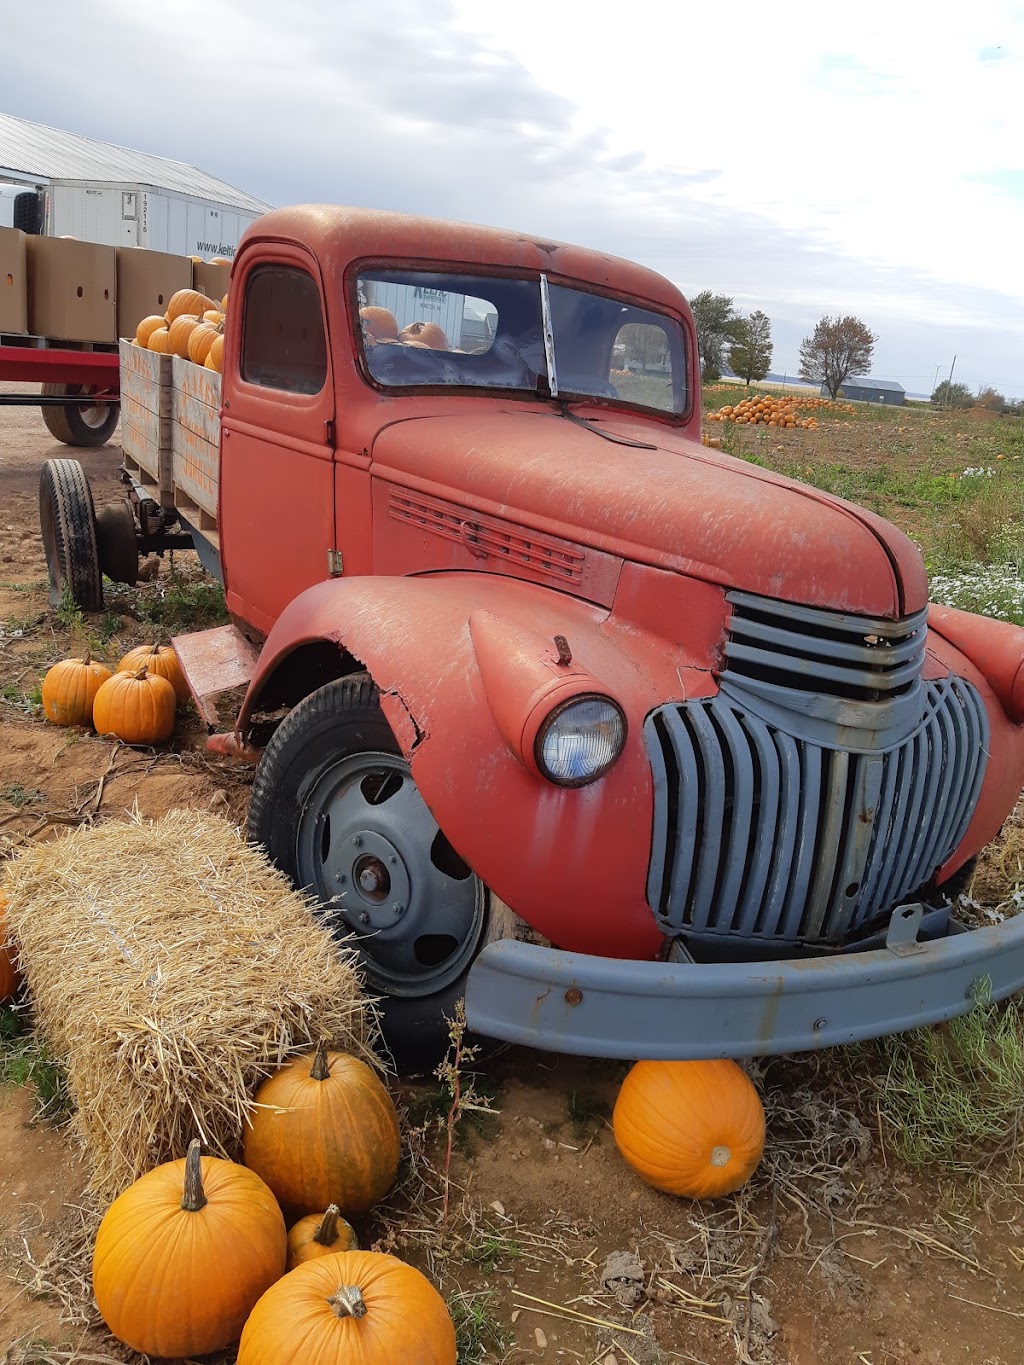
[825,376,906,406]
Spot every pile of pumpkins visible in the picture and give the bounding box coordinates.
[90,1040,459,1362]
[706,394,820,429]
[40,643,185,746]
[134,287,229,373]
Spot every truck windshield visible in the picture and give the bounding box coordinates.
[356,269,686,416]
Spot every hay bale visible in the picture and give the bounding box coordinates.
[3,808,372,1200]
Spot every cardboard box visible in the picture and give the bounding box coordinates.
[192,260,231,305]
[0,227,28,334]
[116,248,192,340]
[27,236,117,343]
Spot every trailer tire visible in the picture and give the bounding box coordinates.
[41,383,120,448]
[39,459,103,612]
[248,673,502,1073]
[95,501,139,586]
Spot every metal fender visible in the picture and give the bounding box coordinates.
[928,603,1024,723]
[238,572,717,958]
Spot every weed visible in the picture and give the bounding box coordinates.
[0,683,42,715]
[448,1288,511,1364]
[0,1009,70,1119]
[465,1227,523,1273]
[0,783,45,807]
[435,1005,501,1221]
[54,583,86,632]
[566,1086,609,1140]
[98,611,123,644]
[109,571,228,632]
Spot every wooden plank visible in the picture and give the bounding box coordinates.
[119,339,174,504]
[171,355,221,444]
[119,338,172,387]
[121,408,172,503]
[122,366,172,419]
[171,420,219,520]
[173,490,221,547]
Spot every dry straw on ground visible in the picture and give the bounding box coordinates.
[2,807,372,1200]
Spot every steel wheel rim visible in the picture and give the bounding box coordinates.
[296,749,486,997]
[78,390,111,430]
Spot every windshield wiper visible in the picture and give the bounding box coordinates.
[558,408,657,449]
[538,272,559,399]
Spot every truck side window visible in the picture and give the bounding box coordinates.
[241,265,327,395]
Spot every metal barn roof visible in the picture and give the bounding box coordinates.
[0,113,270,213]
[841,376,906,392]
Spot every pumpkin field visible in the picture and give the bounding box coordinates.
[3,387,1024,1364]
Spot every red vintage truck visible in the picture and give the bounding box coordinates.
[39,205,1024,1069]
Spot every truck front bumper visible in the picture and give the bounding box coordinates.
[464,906,1024,1058]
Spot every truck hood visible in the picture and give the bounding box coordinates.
[371,408,928,617]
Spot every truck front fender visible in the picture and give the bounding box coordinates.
[238,572,707,958]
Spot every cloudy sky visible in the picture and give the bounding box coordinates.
[5,0,1023,396]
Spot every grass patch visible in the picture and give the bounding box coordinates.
[0,1008,70,1119]
[449,1288,511,1364]
[464,1226,523,1274]
[0,683,42,715]
[566,1086,609,1140]
[0,783,45,807]
[108,570,228,633]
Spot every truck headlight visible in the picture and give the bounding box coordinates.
[534,695,626,787]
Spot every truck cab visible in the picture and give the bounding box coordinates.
[43,205,1024,1070]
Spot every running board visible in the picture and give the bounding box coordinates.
[171,624,259,732]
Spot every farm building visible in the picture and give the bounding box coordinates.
[0,112,269,256]
[824,376,906,405]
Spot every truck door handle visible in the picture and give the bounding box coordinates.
[459,520,488,559]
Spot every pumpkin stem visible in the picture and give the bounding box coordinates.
[710,1144,732,1168]
[328,1285,367,1320]
[310,1038,331,1081]
[314,1205,341,1246]
[181,1139,208,1212]
[133,666,149,682]
[81,651,92,665]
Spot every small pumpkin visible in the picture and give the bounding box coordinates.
[41,652,113,727]
[399,321,449,350]
[92,665,176,745]
[117,643,188,702]
[221,292,229,311]
[205,333,225,373]
[168,313,202,359]
[93,1139,286,1357]
[0,892,21,1004]
[135,314,168,348]
[166,288,216,322]
[237,1251,456,1365]
[286,1205,358,1270]
[188,321,221,366]
[613,1059,765,1200]
[243,1041,400,1219]
[203,308,226,326]
[147,326,174,353]
[359,306,398,341]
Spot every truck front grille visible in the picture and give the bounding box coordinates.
[644,676,987,946]
[724,591,927,705]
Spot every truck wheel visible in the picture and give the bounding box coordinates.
[248,675,494,1072]
[41,383,120,448]
[39,459,103,612]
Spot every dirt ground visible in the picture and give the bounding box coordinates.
[2,396,1023,1364]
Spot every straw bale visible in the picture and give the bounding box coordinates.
[2,808,373,1200]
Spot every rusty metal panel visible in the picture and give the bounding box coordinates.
[171,623,258,729]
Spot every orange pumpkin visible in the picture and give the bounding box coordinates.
[92,666,176,745]
[221,292,229,311]
[188,322,221,366]
[118,643,188,702]
[167,314,202,359]
[0,892,21,1004]
[93,1140,286,1357]
[135,314,168,348]
[147,326,174,354]
[166,288,216,323]
[359,306,398,341]
[203,309,225,326]
[237,1251,456,1365]
[612,1059,765,1200]
[286,1205,358,1270]
[399,321,449,350]
[243,1042,400,1219]
[41,653,113,727]
[205,333,225,373]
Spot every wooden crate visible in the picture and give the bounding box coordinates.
[119,339,173,507]
[171,355,221,526]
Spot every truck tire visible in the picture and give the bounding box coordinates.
[39,459,103,611]
[248,674,497,1072]
[95,501,139,585]
[41,383,120,448]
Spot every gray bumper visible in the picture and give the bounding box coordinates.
[464,909,1024,1059]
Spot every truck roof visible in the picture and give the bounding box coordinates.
[246,204,692,316]
[0,113,270,213]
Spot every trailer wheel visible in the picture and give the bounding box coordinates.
[41,383,120,448]
[95,501,139,586]
[248,674,498,1073]
[39,459,103,611]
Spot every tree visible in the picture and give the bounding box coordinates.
[975,386,1007,413]
[798,315,877,399]
[618,323,667,375]
[690,290,739,384]
[728,310,773,386]
[930,380,974,409]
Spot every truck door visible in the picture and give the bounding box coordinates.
[219,250,336,635]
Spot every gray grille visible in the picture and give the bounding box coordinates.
[644,676,988,946]
[725,591,928,706]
